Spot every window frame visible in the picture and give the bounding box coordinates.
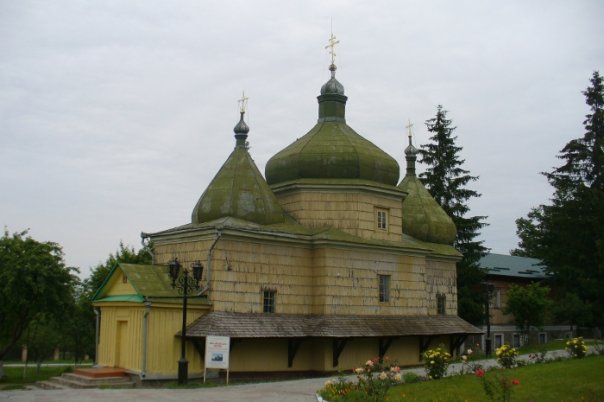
[437,293,446,315]
[376,208,388,231]
[262,289,276,313]
[378,274,390,303]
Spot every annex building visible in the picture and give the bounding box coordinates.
[92,45,482,380]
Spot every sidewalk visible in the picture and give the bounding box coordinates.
[0,350,572,402]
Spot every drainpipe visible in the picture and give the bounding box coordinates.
[140,232,155,264]
[93,308,100,366]
[141,299,152,379]
[199,229,222,299]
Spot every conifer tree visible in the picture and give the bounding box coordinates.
[513,71,604,329]
[418,105,489,324]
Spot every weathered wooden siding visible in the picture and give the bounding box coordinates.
[97,305,144,371]
[275,188,403,242]
[312,248,428,315]
[424,258,458,315]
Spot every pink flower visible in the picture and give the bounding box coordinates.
[390,366,401,373]
[467,348,473,355]
[512,379,520,385]
[365,359,374,367]
[474,368,485,378]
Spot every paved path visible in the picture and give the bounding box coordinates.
[0,350,572,402]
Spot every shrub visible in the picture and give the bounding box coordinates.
[423,346,451,379]
[495,344,518,368]
[566,337,588,358]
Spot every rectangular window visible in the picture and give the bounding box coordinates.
[378,275,390,302]
[376,209,388,230]
[494,288,501,309]
[263,290,276,313]
[494,334,504,349]
[437,294,446,315]
[539,332,547,344]
[513,333,521,348]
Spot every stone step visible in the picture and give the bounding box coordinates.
[54,375,134,389]
[35,380,67,390]
[61,372,133,385]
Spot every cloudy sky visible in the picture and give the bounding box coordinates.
[1,1,602,278]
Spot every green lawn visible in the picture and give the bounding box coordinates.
[0,366,73,390]
[390,355,603,401]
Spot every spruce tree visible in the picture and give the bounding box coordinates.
[514,71,604,329]
[418,105,489,325]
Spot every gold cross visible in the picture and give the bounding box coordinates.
[325,32,339,66]
[238,91,249,114]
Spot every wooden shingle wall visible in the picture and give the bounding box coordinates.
[276,188,403,242]
[424,258,458,315]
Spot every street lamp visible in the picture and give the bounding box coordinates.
[167,257,203,385]
[481,281,495,357]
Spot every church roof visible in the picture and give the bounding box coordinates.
[398,133,456,244]
[191,111,287,225]
[183,311,483,338]
[265,63,399,186]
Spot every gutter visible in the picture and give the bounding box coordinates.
[93,308,100,366]
[199,228,222,299]
[141,299,152,379]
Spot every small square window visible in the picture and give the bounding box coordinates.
[376,209,388,230]
[378,275,390,302]
[437,294,446,315]
[263,290,276,313]
[122,275,128,284]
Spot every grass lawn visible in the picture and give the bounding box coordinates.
[389,355,603,401]
[0,366,72,390]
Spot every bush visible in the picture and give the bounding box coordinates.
[495,344,518,368]
[566,337,588,358]
[403,372,421,384]
[423,346,451,379]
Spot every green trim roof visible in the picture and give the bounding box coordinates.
[92,263,210,303]
[480,253,547,279]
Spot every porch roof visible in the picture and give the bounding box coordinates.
[183,311,483,339]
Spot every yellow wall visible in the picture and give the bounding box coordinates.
[96,302,209,377]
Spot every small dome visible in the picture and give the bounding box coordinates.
[192,113,286,225]
[320,64,345,95]
[398,134,456,244]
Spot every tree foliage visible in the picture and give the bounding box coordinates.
[513,71,604,329]
[0,229,77,363]
[504,283,552,333]
[418,105,489,324]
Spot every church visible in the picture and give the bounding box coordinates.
[92,36,481,380]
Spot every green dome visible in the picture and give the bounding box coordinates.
[265,66,399,186]
[192,113,286,225]
[397,136,456,244]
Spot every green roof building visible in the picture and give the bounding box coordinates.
[93,40,481,380]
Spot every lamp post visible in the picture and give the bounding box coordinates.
[481,281,495,357]
[168,258,203,385]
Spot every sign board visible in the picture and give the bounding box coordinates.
[205,335,230,370]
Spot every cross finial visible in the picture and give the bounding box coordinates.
[325,30,339,66]
[238,91,249,114]
[405,119,414,145]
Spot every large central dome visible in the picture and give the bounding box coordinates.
[265,64,399,186]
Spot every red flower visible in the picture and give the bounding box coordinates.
[512,379,520,385]
[474,368,485,378]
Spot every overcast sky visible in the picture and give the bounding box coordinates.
[1,1,602,278]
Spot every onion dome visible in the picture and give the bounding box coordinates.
[398,131,457,244]
[191,111,286,225]
[265,63,399,186]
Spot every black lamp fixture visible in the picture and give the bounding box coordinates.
[167,257,204,385]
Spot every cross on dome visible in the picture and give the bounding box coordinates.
[405,119,415,145]
[238,91,249,114]
[325,32,340,67]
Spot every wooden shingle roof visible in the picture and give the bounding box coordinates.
[184,312,482,338]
